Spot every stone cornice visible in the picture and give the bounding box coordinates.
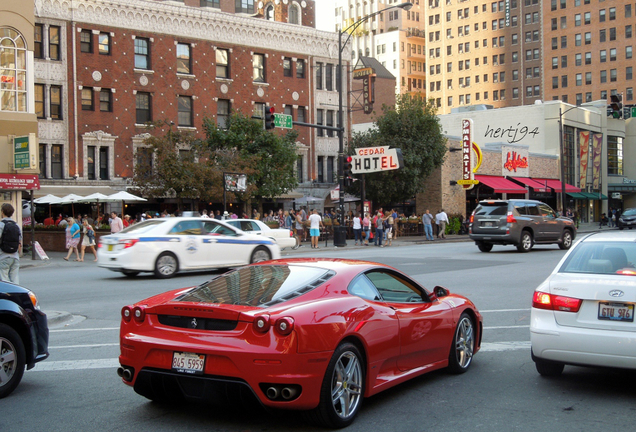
[35,0,348,59]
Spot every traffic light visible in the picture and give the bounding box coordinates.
[343,156,353,187]
[610,94,623,119]
[264,105,276,130]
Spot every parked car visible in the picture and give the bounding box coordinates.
[98,217,280,278]
[617,208,636,230]
[469,199,576,252]
[0,283,49,398]
[530,231,636,376]
[117,258,482,428]
[225,218,297,249]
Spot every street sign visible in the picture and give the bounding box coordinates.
[274,113,292,129]
[351,146,403,174]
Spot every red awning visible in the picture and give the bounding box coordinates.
[0,174,40,190]
[510,177,550,192]
[475,175,526,194]
[532,178,581,193]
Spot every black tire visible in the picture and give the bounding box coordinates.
[122,270,140,278]
[0,323,26,399]
[517,230,533,252]
[558,230,573,250]
[307,342,365,428]
[477,242,493,252]
[250,246,271,263]
[534,359,564,377]
[154,252,178,278]
[447,313,475,374]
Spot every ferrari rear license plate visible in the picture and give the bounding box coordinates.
[108,245,113,251]
[172,352,205,374]
[598,303,634,322]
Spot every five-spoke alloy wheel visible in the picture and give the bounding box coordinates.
[448,313,475,374]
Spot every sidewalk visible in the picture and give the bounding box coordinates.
[20,222,608,266]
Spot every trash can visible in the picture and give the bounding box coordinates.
[333,226,347,247]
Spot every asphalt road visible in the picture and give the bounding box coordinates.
[4,241,635,431]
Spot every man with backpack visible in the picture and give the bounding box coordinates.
[0,203,22,284]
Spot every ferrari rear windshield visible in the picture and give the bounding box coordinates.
[177,265,334,307]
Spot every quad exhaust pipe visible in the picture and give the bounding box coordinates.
[117,366,133,382]
[265,385,300,401]
[266,386,279,399]
[281,387,298,400]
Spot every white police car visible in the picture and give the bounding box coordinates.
[97,217,280,278]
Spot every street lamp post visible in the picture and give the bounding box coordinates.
[334,2,413,247]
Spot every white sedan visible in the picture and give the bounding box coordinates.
[97,217,280,278]
[224,218,297,249]
[530,231,636,376]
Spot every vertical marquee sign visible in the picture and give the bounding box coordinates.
[457,119,479,190]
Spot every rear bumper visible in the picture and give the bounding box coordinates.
[530,308,636,370]
[469,233,517,245]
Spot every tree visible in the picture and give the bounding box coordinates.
[203,112,299,214]
[346,94,447,205]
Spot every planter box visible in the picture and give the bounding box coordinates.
[23,230,108,252]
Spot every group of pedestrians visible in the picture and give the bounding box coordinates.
[422,209,449,241]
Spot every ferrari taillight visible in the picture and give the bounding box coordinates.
[532,291,582,313]
[274,317,294,336]
[507,211,517,224]
[132,306,146,323]
[253,315,271,333]
[121,306,132,322]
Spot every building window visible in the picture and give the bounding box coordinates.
[326,110,334,137]
[627,46,633,59]
[627,67,633,80]
[136,92,151,124]
[99,32,110,55]
[80,30,92,53]
[289,4,300,24]
[610,69,617,82]
[627,87,633,101]
[51,145,63,179]
[296,59,305,79]
[600,70,607,83]
[178,96,193,127]
[177,43,191,74]
[39,145,47,179]
[316,109,324,137]
[253,53,265,82]
[235,0,254,14]
[35,84,44,118]
[283,57,292,77]
[87,146,96,180]
[136,147,153,180]
[317,156,324,182]
[100,89,111,112]
[325,64,333,91]
[297,156,303,183]
[99,147,109,180]
[49,26,60,60]
[81,88,94,110]
[327,156,334,183]
[50,85,62,119]
[297,106,305,123]
[34,24,43,59]
[216,48,229,78]
[585,52,592,64]
[0,28,27,112]
[316,62,323,90]
[607,136,623,176]
[585,72,592,85]
[265,4,274,20]
[134,38,150,69]
[217,99,230,129]
[201,0,220,7]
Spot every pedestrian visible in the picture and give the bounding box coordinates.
[295,210,305,248]
[79,219,98,262]
[214,210,222,220]
[385,211,394,246]
[0,203,22,284]
[110,211,124,234]
[362,212,371,246]
[308,208,324,249]
[352,212,362,245]
[201,209,209,218]
[610,207,617,228]
[375,210,385,247]
[123,214,131,228]
[63,217,81,261]
[422,209,434,241]
[436,209,449,239]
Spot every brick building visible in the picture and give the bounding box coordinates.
[33,0,348,212]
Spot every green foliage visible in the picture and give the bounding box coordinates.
[345,94,447,204]
[202,112,299,202]
[447,215,462,235]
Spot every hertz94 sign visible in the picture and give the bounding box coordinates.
[351,146,403,174]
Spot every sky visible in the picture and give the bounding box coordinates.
[315,0,336,32]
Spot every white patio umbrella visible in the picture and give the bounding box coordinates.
[107,191,147,219]
[59,194,86,218]
[34,194,63,219]
[78,193,113,223]
[293,195,322,206]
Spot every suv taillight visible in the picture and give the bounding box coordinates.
[507,211,517,223]
[532,291,582,312]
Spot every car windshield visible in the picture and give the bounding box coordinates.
[176,265,334,307]
[622,209,636,217]
[559,242,636,275]
[475,203,508,216]
[118,219,164,234]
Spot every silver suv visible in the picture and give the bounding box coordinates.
[469,199,576,252]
